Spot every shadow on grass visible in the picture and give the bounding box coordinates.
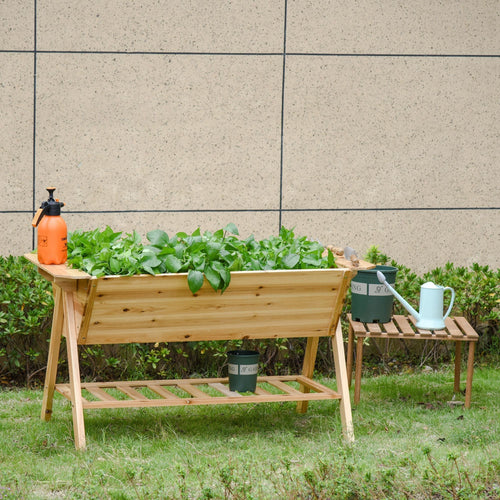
[79,399,345,445]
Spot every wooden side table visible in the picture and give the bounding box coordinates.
[346,314,479,408]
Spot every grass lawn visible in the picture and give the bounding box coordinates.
[0,365,499,499]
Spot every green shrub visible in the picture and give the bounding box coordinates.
[0,256,54,385]
[1,246,498,387]
[423,262,500,329]
[423,263,500,353]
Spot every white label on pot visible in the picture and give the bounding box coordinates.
[351,282,367,295]
[240,364,258,375]
[368,283,392,296]
[229,363,258,375]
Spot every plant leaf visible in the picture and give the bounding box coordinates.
[187,269,204,294]
[204,265,221,291]
[164,255,182,273]
[147,229,169,247]
[206,242,222,260]
[302,255,322,267]
[282,254,300,269]
[224,223,239,235]
[140,253,161,268]
[109,257,121,274]
[327,248,335,268]
[142,265,155,275]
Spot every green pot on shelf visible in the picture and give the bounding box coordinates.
[227,350,259,392]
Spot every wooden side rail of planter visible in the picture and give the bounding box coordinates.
[25,252,369,450]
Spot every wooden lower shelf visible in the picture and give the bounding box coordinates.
[55,375,340,409]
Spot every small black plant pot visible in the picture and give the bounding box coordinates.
[227,350,259,392]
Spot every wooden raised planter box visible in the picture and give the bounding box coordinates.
[25,252,372,450]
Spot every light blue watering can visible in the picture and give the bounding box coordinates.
[377,271,455,330]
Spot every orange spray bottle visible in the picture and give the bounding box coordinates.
[32,187,67,264]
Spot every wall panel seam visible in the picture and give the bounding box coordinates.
[31,0,38,250]
[279,0,288,231]
[5,208,499,215]
[1,49,499,58]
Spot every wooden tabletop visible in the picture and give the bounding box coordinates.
[348,314,479,342]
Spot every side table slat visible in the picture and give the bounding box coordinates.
[384,320,400,336]
[393,315,415,336]
[434,330,449,338]
[454,317,480,339]
[366,323,382,333]
[407,315,434,337]
[350,318,368,335]
[446,317,465,339]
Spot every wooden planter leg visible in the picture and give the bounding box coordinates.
[296,336,319,414]
[465,341,476,409]
[63,290,86,450]
[454,341,462,393]
[331,321,354,442]
[41,284,64,422]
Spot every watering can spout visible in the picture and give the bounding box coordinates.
[376,271,420,321]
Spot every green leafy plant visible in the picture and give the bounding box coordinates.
[0,256,54,385]
[65,226,145,277]
[364,245,389,265]
[67,224,336,294]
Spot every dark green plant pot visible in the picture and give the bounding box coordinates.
[227,350,259,392]
[351,265,398,323]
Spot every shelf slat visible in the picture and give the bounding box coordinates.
[55,375,341,410]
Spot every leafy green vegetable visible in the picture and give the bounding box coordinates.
[67,225,336,294]
[187,269,204,294]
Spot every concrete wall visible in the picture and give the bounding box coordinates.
[1,1,499,273]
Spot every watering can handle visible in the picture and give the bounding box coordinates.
[443,287,455,320]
